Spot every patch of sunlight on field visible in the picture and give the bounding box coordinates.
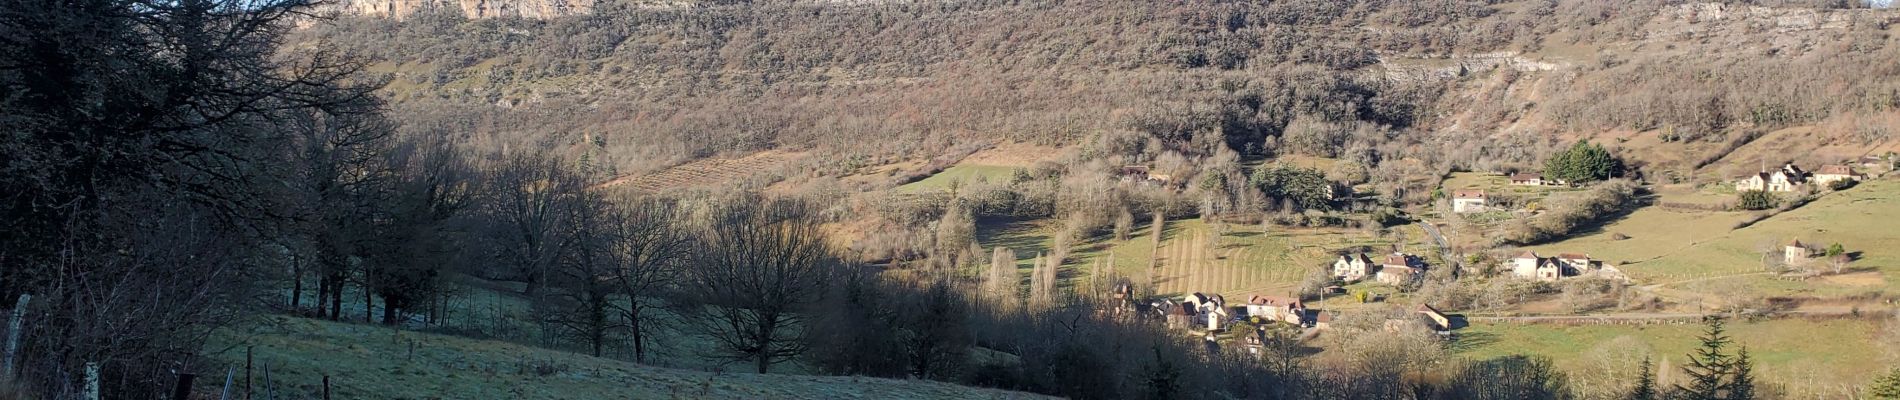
[1456,318,1887,398]
[896,165,1019,193]
[1528,178,1900,296]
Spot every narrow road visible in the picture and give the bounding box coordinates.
[1417,221,1457,266]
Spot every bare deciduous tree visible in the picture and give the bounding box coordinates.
[681,197,841,373]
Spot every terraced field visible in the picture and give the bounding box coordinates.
[978,218,1435,300]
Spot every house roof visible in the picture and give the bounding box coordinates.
[1557,253,1589,261]
[1249,295,1303,308]
[1789,238,1806,247]
[1510,173,1542,181]
[1515,250,1539,260]
[1452,189,1486,199]
[1383,254,1410,267]
[1817,165,1854,175]
[1415,304,1447,318]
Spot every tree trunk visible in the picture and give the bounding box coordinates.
[328,281,343,321]
[629,304,645,363]
[381,300,398,325]
[363,287,372,322]
[290,257,303,310]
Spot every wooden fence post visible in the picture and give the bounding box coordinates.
[243,346,252,400]
[1,293,31,379]
[172,373,197,400]
[320,375,330,400]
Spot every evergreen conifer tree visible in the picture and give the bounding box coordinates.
[1675,316,1733,400]
[1728,347,1756,400]
[1629,356,1658,400]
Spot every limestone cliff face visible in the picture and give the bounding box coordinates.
[330,0,594,20]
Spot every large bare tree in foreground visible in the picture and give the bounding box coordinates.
[681,197,841,373]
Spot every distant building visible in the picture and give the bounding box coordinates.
[1416,304,1451,331]
[1119,165,1171,184]
[1509,173,1545,186]
[1374,254,1423,285]
[1509,251,1617,282]
[1812,165,1862,187]
[1736,162,1807,192]
[1784,239,1818,266]
[1331,253,1377,282]
[1246,295,1307,325]
[1451,189,1488,213]
[1511,251,1563,282]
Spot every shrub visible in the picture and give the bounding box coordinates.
[1501,180,1641,244]
[1736,190,1777,210]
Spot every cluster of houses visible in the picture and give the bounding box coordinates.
[1735,162,1863,192]
[1506,251,1626,282]
[1331,252,1428,285]
[1150,292,1323,333]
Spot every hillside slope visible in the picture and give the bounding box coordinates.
[301,0,1900,189]
[206,316,1046,399]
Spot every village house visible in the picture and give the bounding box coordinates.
[1374,254,1423,285]
[1450,189,1488,213]
[1509,173,1544,186]
[1245,295,1307,325]
[1184,293,1228,331]
[1159,301,1196,330]
[1784,239,1818,266]
[1331,253,1377,282]
[1119,165,1171,185]
[1509,251,1623,282]
[1812,165,1862,187]
[1511,251,1563,282]
[1735,162,1808,192]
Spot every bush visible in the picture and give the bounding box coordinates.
[1543,141,1624,184]
[1501,180,1641,244]
[1736,190,1777,210]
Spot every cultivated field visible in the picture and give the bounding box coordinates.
[977,218,1436,300]
[206,316,1047,400]
[895,165,1020,193]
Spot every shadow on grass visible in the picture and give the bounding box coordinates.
[1446,330,1499,353]
[1524,192,1655,245]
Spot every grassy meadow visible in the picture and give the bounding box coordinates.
[1525,178,1900,298]
[205,316,1046,400]
[1456,317,1893,398]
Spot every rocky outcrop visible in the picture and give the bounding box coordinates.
[329,0,594,20]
